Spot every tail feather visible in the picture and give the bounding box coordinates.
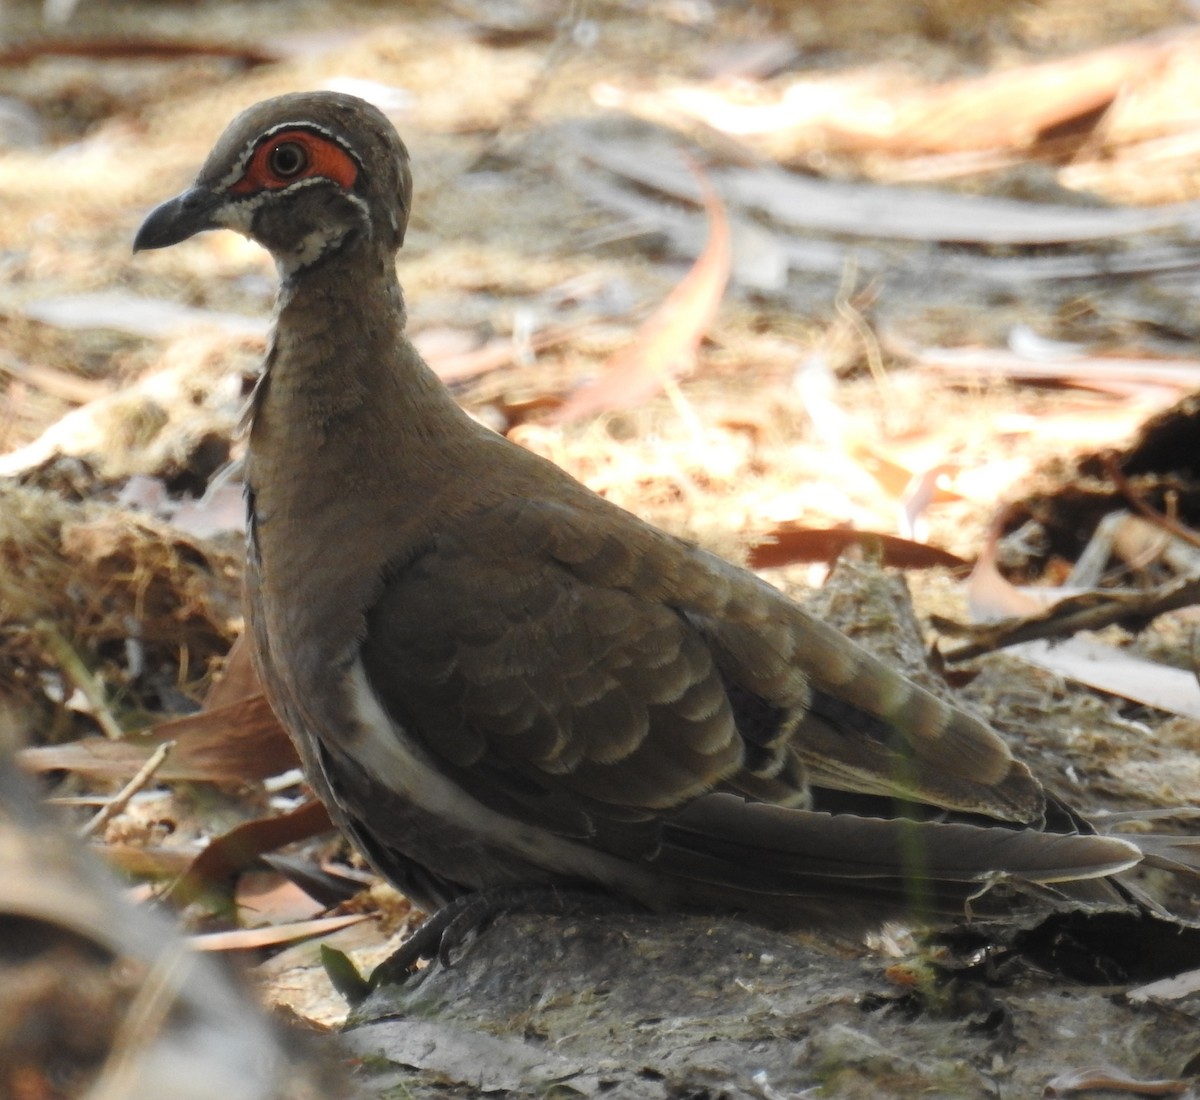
[658,794,1142,901]
[1121,833,1200,879]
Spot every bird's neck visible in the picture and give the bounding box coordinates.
[243,239,479,674]
[254,241,467,444]
[269,245,405,424]
[277,237,407,326]
[245,239,474,564]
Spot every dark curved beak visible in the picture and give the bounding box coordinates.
[133,186,222,252]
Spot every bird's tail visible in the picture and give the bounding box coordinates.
[653,794,1161,925]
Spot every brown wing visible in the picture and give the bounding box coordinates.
[356,494,1147,904]
[361,495,1040,834]
[360,507,745,843]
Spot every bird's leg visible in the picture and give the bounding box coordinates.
[368,883,631,989]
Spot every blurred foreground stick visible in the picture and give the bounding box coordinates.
[0,745,353,1100]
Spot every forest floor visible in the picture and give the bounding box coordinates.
[3,0,1200,1096]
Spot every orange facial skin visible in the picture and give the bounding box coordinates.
[230,129,358,195]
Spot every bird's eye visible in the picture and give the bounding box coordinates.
[268,141,308,178]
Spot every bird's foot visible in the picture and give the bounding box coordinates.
[368,883,619,989]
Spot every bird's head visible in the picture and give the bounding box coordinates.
[133,91,412,274]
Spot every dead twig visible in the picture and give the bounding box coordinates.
[1104,451,1200,552]
[78,741,174,840]
[35,619,125,741]
[936,574,1200,662]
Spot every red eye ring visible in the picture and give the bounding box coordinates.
[229,129,359,195]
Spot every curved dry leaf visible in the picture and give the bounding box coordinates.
[552,159,730,422]
[614,31,1198,158]
[167,798,334,908]
[1044,1065,1192,1097]
[19,694,299,783]
[189,913,370,953]
[747,524,967,571]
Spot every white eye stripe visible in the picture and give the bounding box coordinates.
[211,195,262,233]
[211,175,331,229]
[214,179,374,275]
